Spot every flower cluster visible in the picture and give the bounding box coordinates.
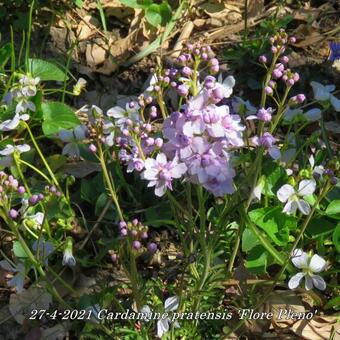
[119,218,149,250]
[4,74,39,115]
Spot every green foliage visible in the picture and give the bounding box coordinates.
[27,58,67,82]
[119,0,172,27]
[41,101,80,136]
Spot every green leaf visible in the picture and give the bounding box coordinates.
[246,245,268,274]
[41,102,80,136]
[263,161,287,196]
[13,241,28,258]
[145,3,171,27]
[306,218,335,239]
[145,4,162,27]
[325,200,340,219]
[27,58,67,82]
[119,0,151,9]
[333,222,340,253]
[249,207,295,246]
[0,42,11,69]
[74,0,84,7]
[242,228,260,252]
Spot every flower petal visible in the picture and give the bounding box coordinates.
[330,94,340,112]
[305,108,321,121]
[291,249,308,269]
[282,200,298,215]
[297,199,311,215]
[157,319,170,338]
[164,296,179,312]
[309,254,326,273]
[305,275,313,290]
[311,275,326,290]
[277,184,295,202]
[288,272,305,289]
[298,179,316,196]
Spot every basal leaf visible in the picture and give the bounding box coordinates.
[27,58,67,82]
[41,102,80,136]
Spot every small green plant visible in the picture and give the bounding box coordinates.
[119,0,172,27]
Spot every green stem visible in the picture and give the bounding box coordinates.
[23,121,62,193]
[97,143,124,220]
[25,0,34,71]
[19,159,52,183]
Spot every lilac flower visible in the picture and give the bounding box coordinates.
[142,153,187,197]
[232,97,256,116]
[283,107,322,122]
[0,144,31,167]
[62,237,76,267]
[247,107,273,122]
[252,133,280,160]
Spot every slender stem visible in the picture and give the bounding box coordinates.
[23,121,62,193]
[19,159,52,183]
[97,143,124,220]
[320,115,332,158]
[25,0,34,71]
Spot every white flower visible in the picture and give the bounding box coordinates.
[19,75,40,97]
[251,175,265,201]
[62,249,76,267]
[106,102,140,129]
[157,296,180,338]
[288,249,326,291]
[0,260,26,292]
[216,74,236,99]
[284,107,322,122]
[58,125,87,158]
[62,237,76,267]
[25,212,45,229]
[277,179,316,215]
[0,113,29,131]
[0,144,30,156]
[16,98,36,114]
[233,97,256,116]
[310,81,340,111]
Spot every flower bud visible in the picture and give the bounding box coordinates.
[89,144,97,153]
[9,209,19,219]
[132,240,141,250]
[147,242,157,253]
[259,55,267,63]
[17,186,25,195]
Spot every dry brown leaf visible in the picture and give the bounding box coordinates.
[9,285,52,324]
[247,0,264,18]
[170,21,194,58]
[265,290,306,329]
[293,8,321,22]
[86,42,107,67]
[193,19,206,27]
[291,316,340,340]
[76,15,99,41]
